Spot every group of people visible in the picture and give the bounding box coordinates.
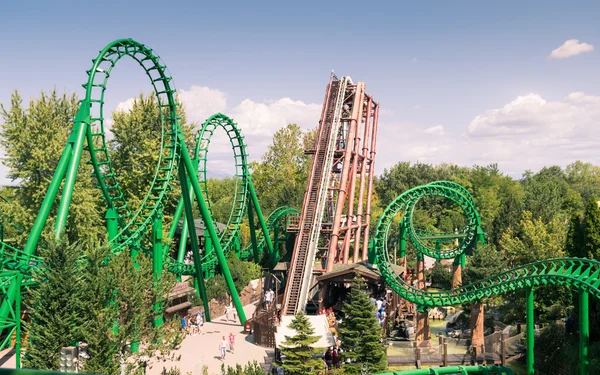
[224,303,237,322]
[371,296,389,328]
[218,333,236,360]
[181,310,204,335]
[322,346,340,371]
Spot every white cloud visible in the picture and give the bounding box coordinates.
[115,97,136,112]
[177,85,227,125]
[410,57,419,63]
[176,85,322,174]
[414,105,421,110]
[424,125,444,136]
[376,91,600,177]
[108,85,322,176]
[549,39,594,59]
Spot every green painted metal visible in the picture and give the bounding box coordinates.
[0,38,294,352]
[165,114,275,277]
[399,182,484,261]
[374,182,600,374]
[152,215,164,327]
[526,286,534,375]
[179,161,211,321]
[239,206,300,262]
[376,365,514,375]
[580,290,589,375]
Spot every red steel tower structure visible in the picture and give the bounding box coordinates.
[283,74,379,315]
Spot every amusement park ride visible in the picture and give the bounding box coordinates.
[0,38,597,375]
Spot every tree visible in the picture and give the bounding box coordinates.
[0,90,104,247]
[582,196,600,259]
[109,93,195,220]
[79,246,181,375]
[278,312,323,375]
[23,239,86,370]
[338,277,386,374]
[500,211,567,267]
[429,261,452,289]
[250,124,315,215]
[566,212,585,258]
[521,166,575,223]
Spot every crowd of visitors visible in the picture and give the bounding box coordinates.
[180,310,204,335]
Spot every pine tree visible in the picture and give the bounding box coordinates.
[338,277,386,374]
[583,196,600,259]
[78,246,181,375]
[279,312,323,375]
[22,239,85,370]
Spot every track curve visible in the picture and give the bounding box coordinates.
[83,38,179,253]
[394,182,481,260]
[374,184,600,307]
[167,113,252,275]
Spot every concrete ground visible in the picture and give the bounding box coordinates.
[0,301,270,375]
[148,301,268,375]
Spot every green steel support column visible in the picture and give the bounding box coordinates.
[204,235,213,278]
[179,162,211,322]
[177,215,189,264]
[247,199,260,264]
[179,136,246,325]
[273,220,280,265]
[168,197,185,241]
[526,286,534,375]
[247,179,275,264]
[15,273,21,369]
[152,215,164,328]
[579,290,589,375]
[106,208,119,242]
[460,253,466,268]
[23,145,73,256]
[399,219,407,258]
[0,134,74,330]
[234,236,241,257]
[106,208,120,334]
[55,107,90,239]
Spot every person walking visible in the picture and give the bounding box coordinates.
[219,336,228,360]
[225,304,232,322]
[228,332,235,354]
[197,311,204,334]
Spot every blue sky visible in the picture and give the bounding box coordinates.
[1,0,600,180]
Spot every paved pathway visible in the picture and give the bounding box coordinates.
[148,301,269,375]
[0,301,270,375]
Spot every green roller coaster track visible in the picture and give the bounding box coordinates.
[0,38,594,375]
[374,182,595,374]
[0,38,299,368]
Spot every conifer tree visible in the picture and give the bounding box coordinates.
[583,196,600,259]
[23,239,85,370]
[338,277,386,374]
[279,312,323,375]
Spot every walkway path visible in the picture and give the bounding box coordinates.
[0,301,270,375]
[148,301,269,375]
